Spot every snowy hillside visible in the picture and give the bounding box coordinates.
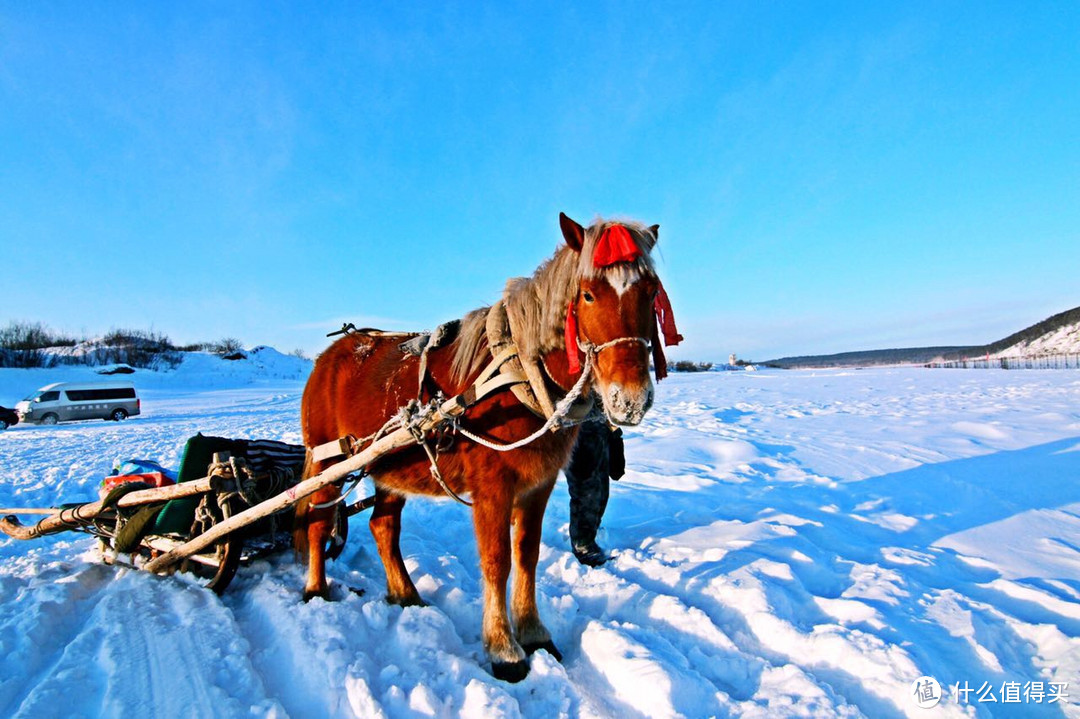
[991,319,1080,358]
[2,367,1080,717]
[768,305,1080,368]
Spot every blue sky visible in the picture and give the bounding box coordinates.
[2,2,1078,362]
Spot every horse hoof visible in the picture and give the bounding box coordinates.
[492,659,530,683]
[302,588,330,603]
[522,640,563,663]
[387,594,426,608]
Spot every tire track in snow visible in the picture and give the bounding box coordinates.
[10,569,283,718]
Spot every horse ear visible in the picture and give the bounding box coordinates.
[647,224,660,249]
[559,212,585,252]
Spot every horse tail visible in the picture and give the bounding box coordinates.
[292,452,316,563]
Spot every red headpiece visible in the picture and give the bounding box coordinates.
[592,224,641,267]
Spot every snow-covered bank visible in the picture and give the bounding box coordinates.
[0,345,311,399]
[2,368,1080,717]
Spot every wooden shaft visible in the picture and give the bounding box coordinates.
[345,495,378,517]
[143,396,467,574]
[0,476,218,541]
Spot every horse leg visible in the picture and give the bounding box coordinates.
[300,484,339,601]
[473,489,529,682]
[369,488,423,606]
[511,477,561,661]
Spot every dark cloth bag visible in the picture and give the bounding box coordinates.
[608,427,625,480]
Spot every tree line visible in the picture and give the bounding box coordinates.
[0,321,263,369]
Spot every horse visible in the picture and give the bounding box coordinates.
[296,212,680,682]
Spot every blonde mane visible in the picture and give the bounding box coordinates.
[450,218,657,383]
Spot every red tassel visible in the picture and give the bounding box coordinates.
[653,281,683,347]
[593,225,641,268]
[565,301,581,374]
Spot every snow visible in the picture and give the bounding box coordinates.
[3,363,1080,717]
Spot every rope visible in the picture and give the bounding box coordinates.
[409,421,473,506]
[37,483,150,540]
[579,335,649,356]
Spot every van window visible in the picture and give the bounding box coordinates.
[65,388,137,401]
[38,391,60,402]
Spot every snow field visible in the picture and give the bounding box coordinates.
[2,365,1080,717]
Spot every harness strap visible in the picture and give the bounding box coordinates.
[486,300,551,420]
[308,304,606,507]
[456,350,596,452]
[474,344,521,387]
[462,370,528,407]
[416,344,430,400]
[308,343,528,470]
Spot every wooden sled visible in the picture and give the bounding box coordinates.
[0,392,468,593]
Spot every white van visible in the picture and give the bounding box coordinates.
[15,381,141,425]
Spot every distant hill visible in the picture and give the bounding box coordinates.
[984,306,1080,357]
[765,305,1080,369]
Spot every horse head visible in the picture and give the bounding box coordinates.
[559,213,679,426]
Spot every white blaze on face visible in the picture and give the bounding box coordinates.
[604,265,643,297]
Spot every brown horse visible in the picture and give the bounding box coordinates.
[297,213,678,682]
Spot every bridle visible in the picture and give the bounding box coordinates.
[563,275,655,378]
[577,335,651,367]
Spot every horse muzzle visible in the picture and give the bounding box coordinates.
[598,379,654,426]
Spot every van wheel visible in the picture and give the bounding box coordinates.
[41,414,59,426]
[110,408,129,422]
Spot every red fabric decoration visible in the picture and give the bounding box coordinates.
[653,281,683,347]
[565,301,581,374]
[593,225,641,268]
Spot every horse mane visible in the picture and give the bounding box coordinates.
[449,307,492,383]
[450,218,657,384]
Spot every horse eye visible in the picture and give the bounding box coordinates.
[582,291,595,303]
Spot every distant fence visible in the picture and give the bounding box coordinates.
[926,354,1080,370]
